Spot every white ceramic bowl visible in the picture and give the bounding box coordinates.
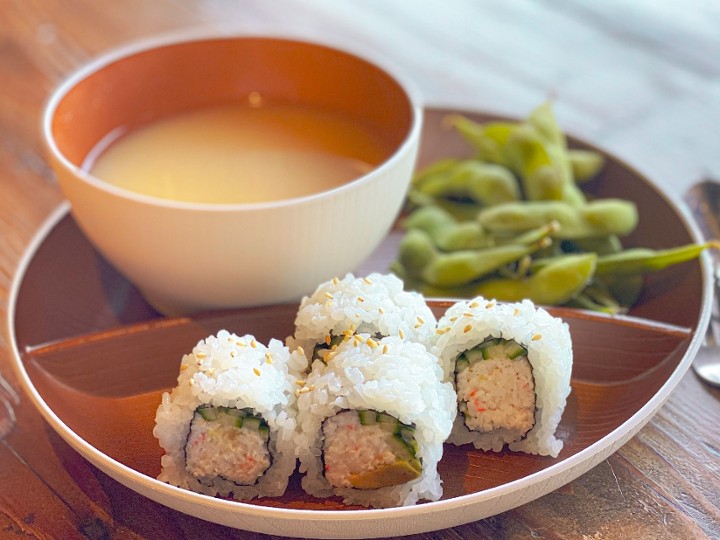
[43,34,422,315]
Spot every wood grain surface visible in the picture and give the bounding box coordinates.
[1,1,719,539]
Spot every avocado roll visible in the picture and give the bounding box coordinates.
[295,334,455,508]
[435,297,572,457]
[154,330,307,500]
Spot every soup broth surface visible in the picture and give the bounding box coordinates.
[86,103,388,204]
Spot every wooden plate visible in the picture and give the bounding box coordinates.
[8,109,712,538]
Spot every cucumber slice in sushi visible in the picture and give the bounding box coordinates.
[312,333,347,362]
[185,406,271,486]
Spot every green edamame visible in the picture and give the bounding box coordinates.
[594,241,720,275]
[446,115,514,164]
[391,100,713,312]
[478,199,638,239]
[402,205,490,251]
[398,228,552,287]
[568,149,605,184]
[412,159,520,207]
[472,253,597,305]
[450,103,585,205]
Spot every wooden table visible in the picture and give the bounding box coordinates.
[1,1,719,538]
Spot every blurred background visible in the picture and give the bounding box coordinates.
[3,0,720,214]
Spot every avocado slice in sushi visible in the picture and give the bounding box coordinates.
[348,459,423,489]
[322,410,422,490]
[185,406,271,486]
[454,338,536,440]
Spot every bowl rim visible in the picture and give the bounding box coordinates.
[41,30,424,213]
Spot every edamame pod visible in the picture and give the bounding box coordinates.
[596,273,644,310]
[397,229,435,280]
[528,100,566,147]
[451,103,585,205]
[402,205,490,251]
[397,228,552,288]
[496,220,561,246]
[446,115,514,164]
[413,159,520,207]
[594,241,720,275]
[565,235,623,256]
[473,253,597,305]
[569,149,605,184]
[478,199,638,239]
[427,241,551,287]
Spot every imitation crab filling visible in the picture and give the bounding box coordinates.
[454,338,536,440]
[185,406,271,486]
[321,410,422,490]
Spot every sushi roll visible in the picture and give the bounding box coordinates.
[296,333,456,508]
[435,297,572,457]
[153,330,307,500]
[291,272,437,363]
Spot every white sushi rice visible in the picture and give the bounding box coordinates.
[295,334,456,508]
[435,297,572,457]
[153,330,307,500]
[291,273,437,358]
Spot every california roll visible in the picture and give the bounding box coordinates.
[296,333,455,508]
[153,330,306,500]
[435,297,572,457]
